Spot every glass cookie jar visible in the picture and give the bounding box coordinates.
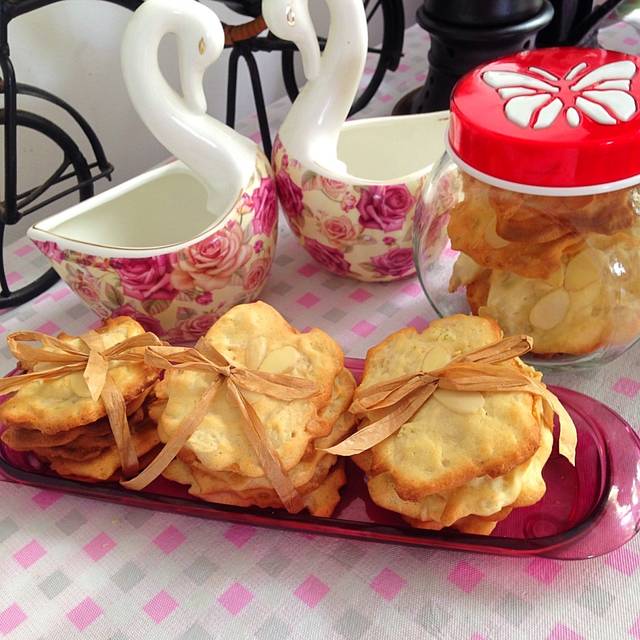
[414,47,640,367]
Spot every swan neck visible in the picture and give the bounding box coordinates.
[122,14,256,213]
[279,0,367,175]
[322,0,368,77]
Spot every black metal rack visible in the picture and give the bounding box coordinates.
[0,0,140,307]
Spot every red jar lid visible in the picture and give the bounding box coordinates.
[448,47,640,194]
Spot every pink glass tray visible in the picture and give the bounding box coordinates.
[1,357,639,560]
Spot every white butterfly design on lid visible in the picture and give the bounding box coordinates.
[447,48,640,195]
[484,60,637,128]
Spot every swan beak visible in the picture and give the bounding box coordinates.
[180,65,208,115]
[262,0,321,82]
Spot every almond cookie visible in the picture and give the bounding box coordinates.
[47,418,160,482]
[190,396,355,493]
[365,420,552,526]
[345,314,575,534]
[359,315,542,500]
[157,302,345,477]
[0,317,159,433]
[447,194,584,280]
[452,224,640,355]
[462,173,638,239]
[164,457,346,518]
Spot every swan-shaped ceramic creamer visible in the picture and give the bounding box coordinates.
[263,0,450,281]
[28,0,277,343]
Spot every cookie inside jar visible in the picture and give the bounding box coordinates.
[414,46,640,367]
[448,175,640,360]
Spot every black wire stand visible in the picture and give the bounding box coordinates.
[0,0,141,307]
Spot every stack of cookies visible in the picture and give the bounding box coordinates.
[448,173,640,356]
[0,318,160,482]
[157,302,355,517]
[350,315,572,535]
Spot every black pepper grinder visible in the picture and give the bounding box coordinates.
[394,0,555,114]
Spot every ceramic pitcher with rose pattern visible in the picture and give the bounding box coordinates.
[28,0,277,343]
[264,0,449,281]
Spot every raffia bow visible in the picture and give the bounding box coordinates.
[0,330,164,476]
[322,335,577,464]
[121,340,320,514]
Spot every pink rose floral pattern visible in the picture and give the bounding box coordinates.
[166,311,225,344]
[414,167,461,270]
[272,135,428,282]
[111,255,176,300]
[32,153,277,341]
[243,257,272,292]
[276,171,304,221]
[250,177,278,236]
[304,238,351,277]
[33,241,65,264]
[357,185,414,232]
[66,267,101,303]
[170,220,251,291]
[370,248,414,278]
[321,216,358,246]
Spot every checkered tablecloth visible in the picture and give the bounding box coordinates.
[2,19,640,640]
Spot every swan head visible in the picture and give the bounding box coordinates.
[123,0,225,115]
[173,0,225,114]
[262,0,321,81]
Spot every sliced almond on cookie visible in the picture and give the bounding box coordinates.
[433,389,485,414]
[421,345,451,372]
[68,372,93,398]
[529,289,571,330]
[545,268,564,289]
[564,248,602,291]
[245,336,268,370]
[259,345,302,374]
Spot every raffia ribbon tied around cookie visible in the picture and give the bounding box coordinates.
[322,335,577,463]
[0,330,164,476]
[121,340,320,513]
